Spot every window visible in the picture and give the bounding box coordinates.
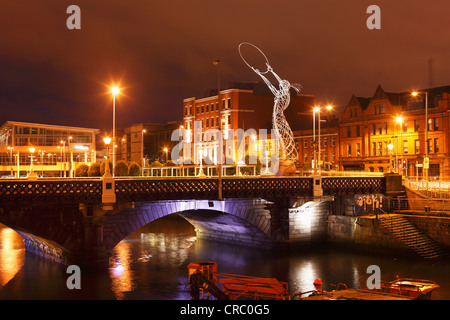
[378,142,382,155]
[356,143,361,156]
[372,124,376,135]
[434,138,439,153]
[228,98,231,109]
[347,126,351,137]
[347,144,351,157]
[228,114,231,125]
[216,102,219,111]
[332,152,335,163]
[304,139,308,148]
[415,140,420,154]
[403,140,408,154]
[356,125,360,137]
[372,142,376,156]
[324,137,328,147]
[434,118,439,131]
[201,105,204,113]
[206,118,209,128]
[376,123,383,135]
[304,153,308,163]
[210,117,214,127]
[428,118,433,131]
[206,104,209,113]
[324,152,328,162]
[332,137,335,146]
[196,105,199,114]
[414,120,420,132]
[222,99,226,109]
[428,139,432,154]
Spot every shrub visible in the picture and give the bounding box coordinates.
[115,160,129,176]
[88,162,101,177]
[129,161,141,176]
[151,160,163,167]
[75,163,89,177]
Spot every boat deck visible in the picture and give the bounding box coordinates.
[303,289,413,300]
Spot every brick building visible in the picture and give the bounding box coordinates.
[338,85,450,180]
[182,82,315,165]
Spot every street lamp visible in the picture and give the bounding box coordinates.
[387,143,394,173]
[395,116,403,175]
[164,147,168,163]
[28,147,37,179]
[111,86,120,177]
[141,129,146,176]
[411,91,428,184]
[213,59,223,200]
[313,105,333,174]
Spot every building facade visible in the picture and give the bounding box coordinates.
[0,121,99,177]
[117,121,182,166]
[182,82,315,166]
[338,85,450,180]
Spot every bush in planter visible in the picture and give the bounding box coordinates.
[75,163,89,177]
[88,162,101,177]
[115,160,129,176]
[129,161,141,176]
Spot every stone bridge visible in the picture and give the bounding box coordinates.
[0,175,390,268]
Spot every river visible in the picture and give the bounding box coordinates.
[0,215,449,300]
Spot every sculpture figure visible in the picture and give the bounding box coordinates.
[238,42,300,166]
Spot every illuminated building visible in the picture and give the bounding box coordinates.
[338,85,450,179]
[0,121,99,177]
[182,82,315,166]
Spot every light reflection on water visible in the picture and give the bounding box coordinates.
[0,227,25,287]
[1,217,449,300]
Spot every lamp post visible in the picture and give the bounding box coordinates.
[213,59,223,200]
[412,91,428,185]
[313,105,333,174]
[111,86,120,177]
[265,150,269,174]
[387,142,394,173]
[141,129,146,176]
[396,117,403,175]
[60,140,66,177]
[164,147,168,163]
[103,136,112,175]
[28,147,37,180]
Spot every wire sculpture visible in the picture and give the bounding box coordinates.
[238,42,301,162]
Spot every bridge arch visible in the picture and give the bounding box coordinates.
[102,199,274,252]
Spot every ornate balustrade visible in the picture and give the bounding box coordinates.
[0,176,385,205]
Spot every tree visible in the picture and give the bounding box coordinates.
[75,163,89,177]
[115,160,129,176]
[129,161,141,176]
[88,162,101,177]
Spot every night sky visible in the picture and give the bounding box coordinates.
[1,1,449,133]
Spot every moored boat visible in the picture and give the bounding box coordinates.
[378,278,439,300]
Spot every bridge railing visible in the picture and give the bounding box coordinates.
[0,175,386,204]
[403,178,450,199]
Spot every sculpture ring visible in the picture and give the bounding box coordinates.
[238,42,270,75]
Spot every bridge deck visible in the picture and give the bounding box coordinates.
[0,176,385,205]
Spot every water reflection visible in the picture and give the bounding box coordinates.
[0,216,449,300]
[0,225,25,287]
